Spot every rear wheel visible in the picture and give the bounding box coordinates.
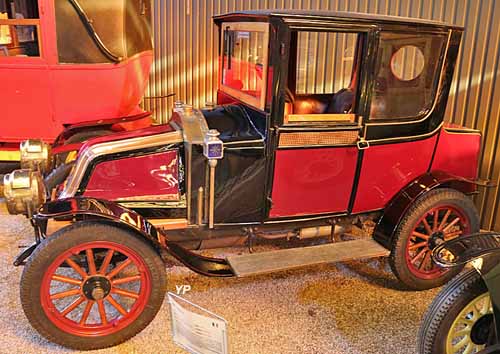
[20,222,166,350]
[390,188,479,290]
[418,269,495,354]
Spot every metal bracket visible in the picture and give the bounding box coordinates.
[357,138,370,150]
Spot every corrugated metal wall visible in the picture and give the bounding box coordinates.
[145,0,500,231]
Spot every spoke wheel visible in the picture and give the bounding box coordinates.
[446,293,493,354]
[390,188,479,290]
[21,222,166,350]
[406,205,470,280]
[418,269,495,354]
[40,241,151,337]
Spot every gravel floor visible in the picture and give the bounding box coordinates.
[0,207,439,354]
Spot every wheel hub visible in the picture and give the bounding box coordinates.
[82,276,111,301]
[428,231,445,249]
[470,314,494,345]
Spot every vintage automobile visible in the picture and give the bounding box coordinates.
[418,233,500,354]
[0,9,488,350]
[0,0,154,173]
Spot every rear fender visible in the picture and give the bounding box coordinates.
[373,171,478,249]
[33,198,235,277]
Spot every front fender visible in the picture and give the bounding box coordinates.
[432,232,500,269]
[37,197,162,246]
[373,171,479,249]
[34,197,235,277]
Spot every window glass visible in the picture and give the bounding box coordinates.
[285,31,360,123]
[0,0,40,57]
[370,32,446,120]
[296,32,358,95]
[221,24,268,109]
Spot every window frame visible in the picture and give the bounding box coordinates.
[219,21,270,111]
[0,18,42,57]
[283,29,365,126]
[366,30,449,124]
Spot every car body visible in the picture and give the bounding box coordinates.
[1,10,491,350]
[0,0,153,168]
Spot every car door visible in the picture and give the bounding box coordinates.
[269,27,374,219]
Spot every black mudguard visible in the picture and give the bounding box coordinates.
[28,197,235,277]
[434,232,500,344]
[373,171,481,249]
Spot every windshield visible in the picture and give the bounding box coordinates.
[55,0,152,64]
[221,22,269,110]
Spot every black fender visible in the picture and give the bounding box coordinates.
[53,111,151,147]
[432,232,500,269]
[373,171,479,249]
[28,197,235,277]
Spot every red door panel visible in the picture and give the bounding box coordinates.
[270,147,359,218]
[352,135,438,213]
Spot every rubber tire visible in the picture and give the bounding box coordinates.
[390,188,480,290]
[20,222,167,350]
[418,269,489,354]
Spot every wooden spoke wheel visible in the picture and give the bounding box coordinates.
[406,205,470,280]
[21,222,166,350]
[418,269,495,354]
[390,188,479,290]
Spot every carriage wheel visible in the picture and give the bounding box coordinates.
[418,269,494,354]
[390,188,479,290]
[20,222,166,350]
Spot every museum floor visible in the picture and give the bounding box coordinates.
[0,205,439,354]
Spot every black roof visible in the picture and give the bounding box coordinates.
[213,9,463,30]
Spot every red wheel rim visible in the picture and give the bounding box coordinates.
[40,241,151,337]
[405,205,470,280]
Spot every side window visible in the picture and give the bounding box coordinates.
[0,0,40,57]
[220,22,269,110]
[370,32,446,120]
[286,31,361,124]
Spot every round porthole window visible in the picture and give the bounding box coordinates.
[390,45,425,81]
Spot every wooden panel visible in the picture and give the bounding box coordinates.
[227,239,389,277]
[286,113,355,123]
[279,130,358,147]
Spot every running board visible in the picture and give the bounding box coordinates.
[227,239,389,277]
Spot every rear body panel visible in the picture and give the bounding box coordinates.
[431,125,481,180]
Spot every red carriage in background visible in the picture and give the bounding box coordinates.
[0,0,153,172]
[0,9,493,351]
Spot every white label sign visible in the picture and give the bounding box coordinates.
[168,293,229,354]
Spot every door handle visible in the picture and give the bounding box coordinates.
[357,138,370,150]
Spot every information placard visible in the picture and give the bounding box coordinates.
[168,292,229,354]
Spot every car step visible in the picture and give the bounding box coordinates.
[227,239,389,277]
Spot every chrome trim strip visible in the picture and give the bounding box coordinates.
[223,139,264,145]
[365,121,443,145]
[59,130,183,199]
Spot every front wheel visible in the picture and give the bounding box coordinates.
[390,188,480,290]
[418,269,495,354]
[20,222,166,350]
